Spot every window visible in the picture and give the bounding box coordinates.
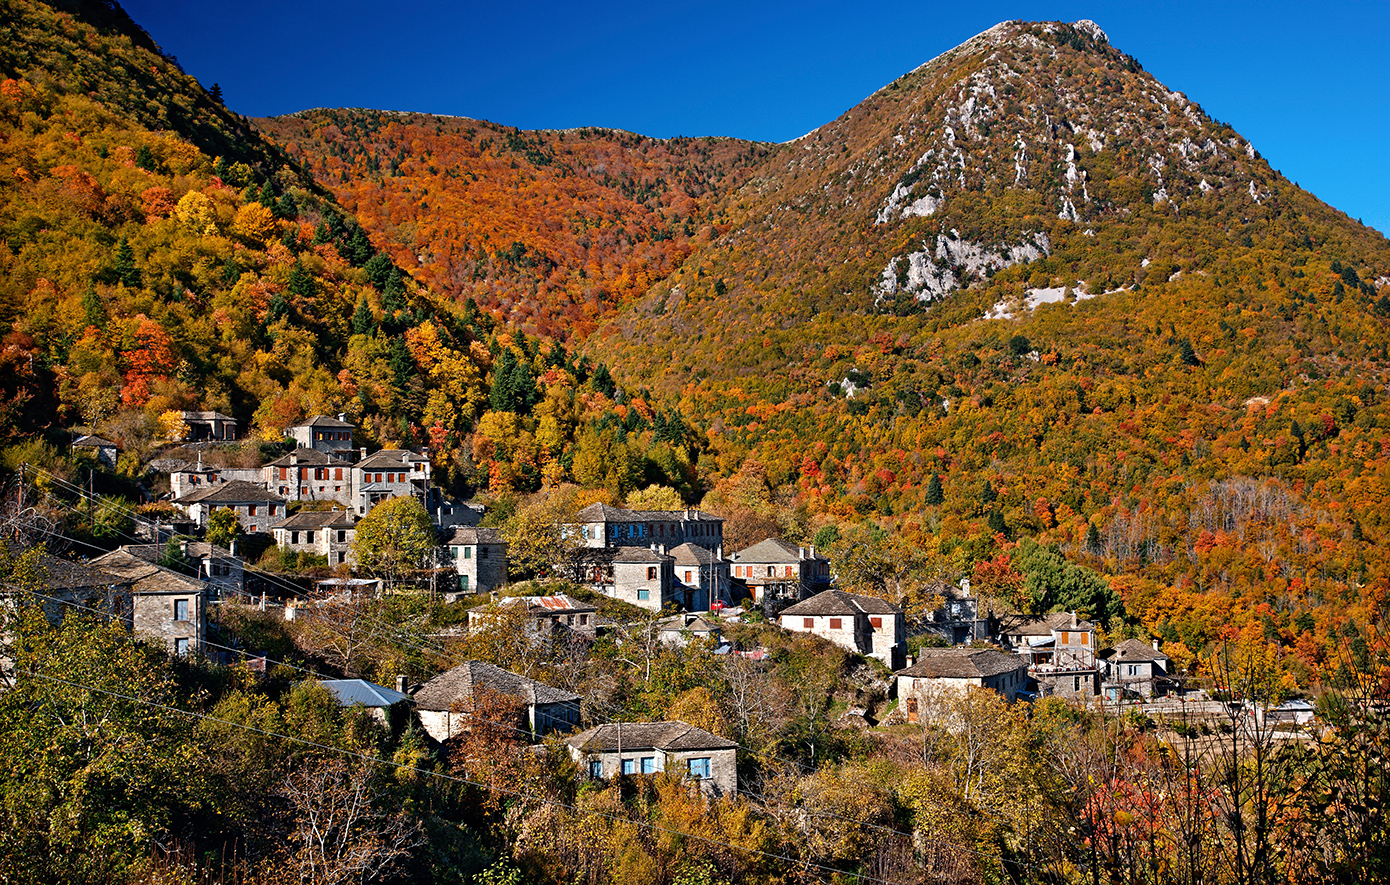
[829,618,842,630]
[249,524,257,532]
[640,756,656,774]
[1125,664,1141,677]
[685,570,693,583]
[647,566,657,580]
[580,614,589,625]
[279,467,288,480]
[300,487,308,496]
[269,505,277,516]
[334,468,343,480]
[174,638,189,657]
[480,548,489,560]
[621,759,635,775]
[463,547,472,560]
[589,759,603,778]
[687,757,710,779]
[248,505,257,516]
[174,599,189,621]
[459,575,469,591]
[337,530,346,543]
[803,618,814,629]
[291,531,300,545]
[637,589,650,601]
[870,617,883,629]
[766,566,774,576]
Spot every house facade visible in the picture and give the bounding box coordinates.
[1100,638,1171,699]
[354,449,431,516]
[566,721,738,797]
[178,411,237,441]
[175,480,285,534]
[265,448,353,506]
[122,540,245,601]
[1000,611,1100,700]
[413,660,581,742]
[730,538,830,608]
[570,503,725,551]
[609,546,675,611]
[894,648,1031,720]
[443,526,507,594]
[288,415,355,456]
[669,542,728,611]
[271,510,356,567]
[467,594,599,637]
[778,589,906,669]
[91,548,207,657]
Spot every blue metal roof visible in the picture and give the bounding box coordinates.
[316,679,410,707]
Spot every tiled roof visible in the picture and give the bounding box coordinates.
[121,542,238,564]
[272,510,355,530]
[735,538,823,562]
[265,447,349,468]
[38,555,127,591]
[413,660,579,712]
[317,679,411,707]
[176,480,284,504]
[657,613,721,634]
[1004,611,1094,637]
[444,526,505,545]
[573,503,722,523]
[357,449,426,470]
[565,720,736,753]
[780,589,901,617]
[1103,638,1168,662]
[897,648,1026,679]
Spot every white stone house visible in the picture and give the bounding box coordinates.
[271,510,356,567]
[412,660,580,742]
[443,526,507,594]
[729,538,831,607]
[265,448,353,506]
[894,648,1031,721]
[354,449,431,516]
[566,721,738,797]
[91,548,207,657]
[288,414,355,456]
[778,589,906,669]
[175,480,285,534]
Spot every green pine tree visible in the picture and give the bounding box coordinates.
[351,296,375,337]
[925,473,944,505]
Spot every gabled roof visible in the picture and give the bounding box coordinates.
[565,720,737,753]
[179,410,236,422]
[272,510,355,530]
[897,648,1027,679]
[444,526,505,545]
[780,588,901,617]
[72,434,117,448]
[1003,611,1094,637]
[37,555,127,591]
[90,549,205,594]
[176,480,284,505]
[1102,638,1169,662]
[317,679,411,707]
[294,414,354,429]
[121,541,239,564]
[573,503,722,523]
[357,449,427,470]
[413,660,579,712]
[669,542,721,566]
[611,545,672,563]
[735,538,824,563]
[265,447,349,468]
[657,613,721,634]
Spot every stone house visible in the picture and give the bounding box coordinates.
[729,538,831,608]
[271,510,356,567]
[122,540,245,601]
[1100,638,1171,699]
[1000,611,1100,700]
[894,648,1031,721]
[566,721,738,797]
[175,480,285,534]
[656,612,723,648]
[316,678,412,726]
[91,548,207,657]
[413,660,580,742]
[467,594,599,637]
[288,415,356,456]
[353,449,432,516]
[669,542,728,611]
[265,448,353,506]
[2,557,134,684]
[570,503,725,551]
[71,434,118,468]
[177,410,237,441]
[610,546,675,611]
[778,589,906,669]
[443,526,507,594]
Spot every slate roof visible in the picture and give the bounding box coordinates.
[735,538,825,563]
[294,415,354,429]
[780,589,901,617]
[444,526,505,545]
[357,449,427,470]
[122,541,238,564]
[272,510,354,530]
[91,549,206,594]
[565,720,737,753]
[1102,638,1169,662]
[38,555,127,591]
[611,545,671,563]
[318,679,411,707]
[573,503,722,523]
[176,480,284,505]
[413,660,579,712]
[669,542,721,566]
[1004,611,1094,637]
[72,434,117,448]
[265,447,349,468]
[897,648,1026,679]
[657,613,721,634]
[180,411,237,422]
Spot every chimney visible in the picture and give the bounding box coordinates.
[179,539,189,556]
[196,451,203,470]
[360,447,367,461]
[810,544,816,558]
[799,547,806,560]
[1152,639,1161,651]
[395,674,408,694]
[338,413,347,422]
[290,453,297,466]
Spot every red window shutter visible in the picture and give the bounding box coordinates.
[870,617,883,629]
[803,618,814,629]
[829,618,842,630]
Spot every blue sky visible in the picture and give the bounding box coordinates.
[123,1,1389,235]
